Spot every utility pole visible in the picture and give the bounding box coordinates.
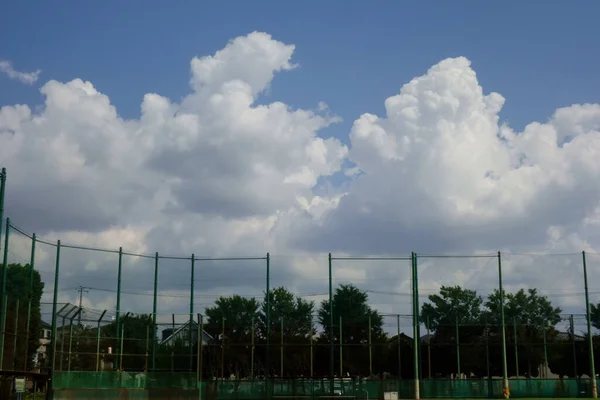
[76,286,90,325]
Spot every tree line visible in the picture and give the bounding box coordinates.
[7,260,600,380]
[0,263,44,371]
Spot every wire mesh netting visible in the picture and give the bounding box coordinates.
[4,217,600,399]
[329,255,413,380]
[417,253,500,382]
[502,252,590,380]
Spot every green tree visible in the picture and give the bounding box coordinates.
[485,288,562,378]
[102,314,154,371]
[259,286,314,377]
[1,263,44,370]
[590,302,600,330]
[318,284,385,377]
[420,286,486,377]
[205,295,260,378]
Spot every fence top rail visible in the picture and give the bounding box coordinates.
[417,254,497,259]
[331,256,412,261]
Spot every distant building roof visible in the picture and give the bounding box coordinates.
[160,320,214,346]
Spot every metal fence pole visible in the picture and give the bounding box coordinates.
[119,325,125,371]
[0,218,10,370]
[0,295,6,371]
[152,252,158,371]
[59,307,76,371]
[456,314,460,378]
[415,254,423,381]
[280,318,284,377]
[412,252,420,400]
[328,253,334,392]
[67,308,82,371]
[583,251,597,398]
[145,323,149,372]
[368,314,372,377]
[24,233,36,370]
[220,317,225,380]
[190,254,194,371]
[12,299,19,370]
[115,247,123,366]
[171,314,175,372]
[95,310,107,372]
[397,314,401,379]
[498,251,509,397]
[427,316,431,379]
[310,318,313,378]
[0,168,6,268]
[198,314,203,383]
[49,240,61,372]
[542,322,548,378]
[265,253,270,381]
[570,314,577,378]
[513,317,519,379]
[251,316,255,379]
[339,316,343,378]
[0,168,5,368]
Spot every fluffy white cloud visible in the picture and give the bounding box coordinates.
[0,60,40,85]
[293,57,600,256]
[2,35,600,324]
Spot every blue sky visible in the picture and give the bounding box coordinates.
[2,1,599,144]
[3,1,600,322]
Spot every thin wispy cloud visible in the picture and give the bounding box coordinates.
[0,59,40,85]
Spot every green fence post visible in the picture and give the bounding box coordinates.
[397,314,401,379]
[115,247,123,366]
[427,316,431,379]
[198,314,203,383]
[456,314,461,378]
[95,310,107,372]
[412,252,420,400]
[0,168,6,264]
[513,317,519,379]
[498,251,509,397]
[328,252,334,392]
[190,254,194,371]
[220,316,225,380]
[50,240,61,373]
[0,217,10,370]
[415,253,422,381]
[279,317,283,378]
[171,314,175,372]
[0,295,6,371]
[24,233,36,370]
[369,313,373,377]
[197,313,203,400]
[12,299,19,370]
[145,323,149,372]
[266,253,270,381]
[67,308,82,371]
[119,325,125,371]
[485,321,490,380]
[542,321,548,378]
[339,316,343,378]
[570,314,577,378]
[251,316,255,379]
[152,252,158,371]
[59,307,76,371]
[583,251,597,398]
[310,317,313,378]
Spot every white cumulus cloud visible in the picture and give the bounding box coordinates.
[0,60,40,85]
[2,36,600,322]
